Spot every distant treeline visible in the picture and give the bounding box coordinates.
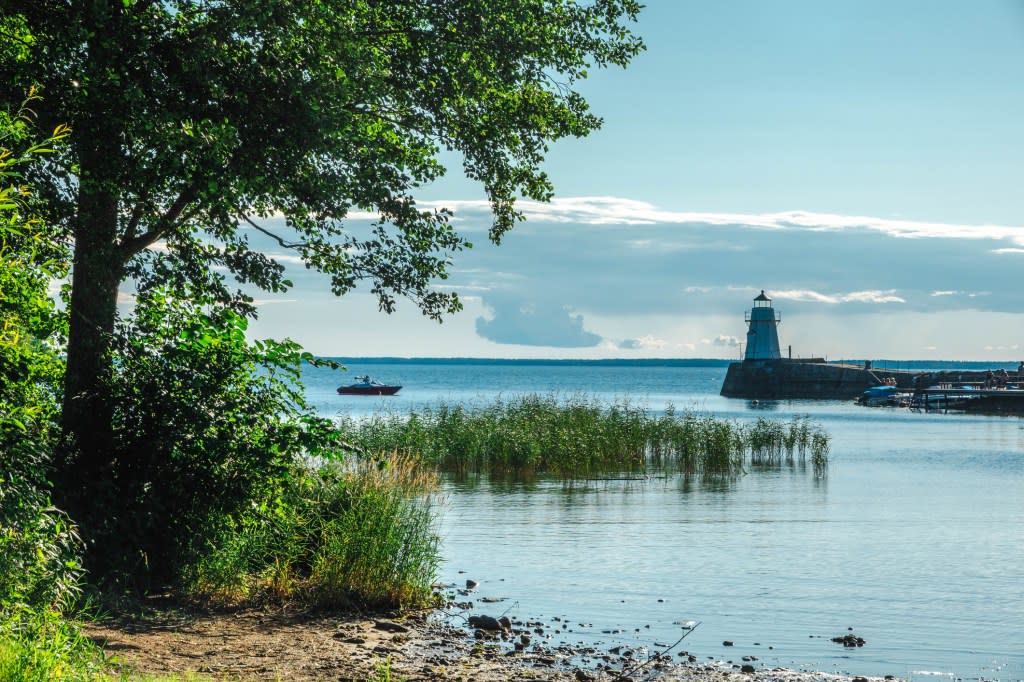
[319,357,735,367]
[313,357,1022,370]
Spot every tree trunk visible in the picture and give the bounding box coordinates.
[56,182,122,532]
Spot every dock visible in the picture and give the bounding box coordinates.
[912,383,1024,415]
[719,290,1024,414]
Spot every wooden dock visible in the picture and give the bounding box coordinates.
[912,383,1024,414]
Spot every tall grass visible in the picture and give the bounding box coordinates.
[336,395,830,478]
[182,453,441,609]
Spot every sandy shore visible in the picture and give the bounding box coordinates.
[85,606,901,682]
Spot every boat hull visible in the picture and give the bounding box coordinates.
[337,385,401,396]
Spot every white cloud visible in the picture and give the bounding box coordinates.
[261,252,306,265]
[710,335,741,347]
[251,298,297,306]
[931,290,958,297]
[618,335,667,350]
[475,297,602,348]
[992,248,1024,254]
[420,197,1024,245]
[772,289,905,304]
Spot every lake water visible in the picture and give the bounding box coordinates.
[303,359,1024,681]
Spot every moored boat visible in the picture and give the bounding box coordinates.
[337,375,401,396]
[856,385,908,407]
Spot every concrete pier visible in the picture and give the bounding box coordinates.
[720,359,919,400]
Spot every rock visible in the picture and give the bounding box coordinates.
[333,634,365,644]
[575,670,594,682]
[373,620,410,633]
[853,678,868,682]
[723,640,734,646]
[742,664,756,674]
[498,616,513,630]
[468,614,503,631]
[831,634,866,647]
[465,579,478,589]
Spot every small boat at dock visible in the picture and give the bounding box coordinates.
[856,385,910,407]
[337,375,402,396]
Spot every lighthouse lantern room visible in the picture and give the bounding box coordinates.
[744,290,782,361]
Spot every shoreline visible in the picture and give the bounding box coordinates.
[85,605,903,682]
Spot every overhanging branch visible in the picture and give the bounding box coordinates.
[116,184,199,260]
[241,214,309,249]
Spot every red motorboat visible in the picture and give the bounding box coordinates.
[337,375,402,396]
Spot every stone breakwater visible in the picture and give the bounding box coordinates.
[720,360,918,400]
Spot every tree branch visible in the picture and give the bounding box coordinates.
[116,184,198,260]
[240,214,309,249]
[122,192,149,243]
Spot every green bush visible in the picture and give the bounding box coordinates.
[0,611,105,682]
[0,90,102,682]
[90,288,339,592]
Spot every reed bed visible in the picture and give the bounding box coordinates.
[336,395,830,478]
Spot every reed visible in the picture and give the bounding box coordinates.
[336,396,830,478]
[182,452,441,610]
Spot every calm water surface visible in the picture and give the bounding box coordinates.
[304,360,1024,680]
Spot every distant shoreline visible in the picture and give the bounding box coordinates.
[314,356,1021,370]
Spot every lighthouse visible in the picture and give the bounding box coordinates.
[744,290,782,361]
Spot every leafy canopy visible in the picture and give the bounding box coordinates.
[2,0,643,316]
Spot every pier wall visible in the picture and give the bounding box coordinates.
[720,359,918,400]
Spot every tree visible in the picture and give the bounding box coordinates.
[0,1,642,564]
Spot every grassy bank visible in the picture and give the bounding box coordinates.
[337,395,830,477]
[181,453,441,610]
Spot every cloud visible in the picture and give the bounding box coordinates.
[992,248,1024,254]
[421,196,1024,245]
[710,335,741,347]
[251,298,297,306]
[475,297,602,348]
[772,289,905,304]
[618,335,667,350]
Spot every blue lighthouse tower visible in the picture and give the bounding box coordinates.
[744,290,782,361]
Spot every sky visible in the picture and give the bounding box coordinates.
[245,0,1024,360]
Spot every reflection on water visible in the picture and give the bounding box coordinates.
[302,361,1024,680]
[438,461,1022,680]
